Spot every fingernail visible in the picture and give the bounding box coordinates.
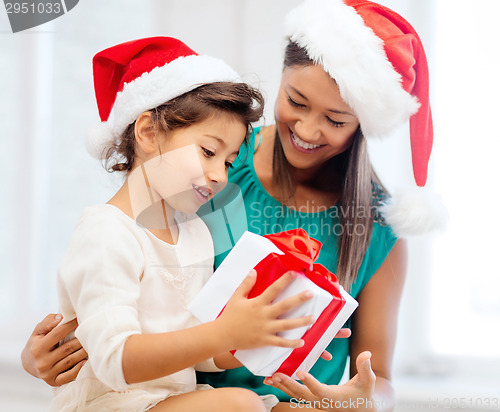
[297,339,304,347]
[264,378,274,385]
[297,371,306,380]
[55,314,62,321]
[274,376,282,383]
[304,291,313,298]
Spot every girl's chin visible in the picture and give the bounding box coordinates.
[172,204,201,215]
[163,197,201,216]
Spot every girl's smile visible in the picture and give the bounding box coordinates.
[192,183,212,204]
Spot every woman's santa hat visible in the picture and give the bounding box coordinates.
[285,0,447,236]
[86,36,240,160]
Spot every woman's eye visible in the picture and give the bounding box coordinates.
[225,161,234,169]
[326,117,345,128]
[202,147,215,157]
[287,95,305,108]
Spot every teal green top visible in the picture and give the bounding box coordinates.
[197,127,397,401]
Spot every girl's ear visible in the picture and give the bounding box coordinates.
[134,111,159,156]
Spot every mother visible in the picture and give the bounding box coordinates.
[22,1,436,410]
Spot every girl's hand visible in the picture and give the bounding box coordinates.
[216,270,314,351]
[21,314,88,387]
[264,351,376,412]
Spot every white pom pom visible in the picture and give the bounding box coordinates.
[379,187,449,237]
[85,122,115,160]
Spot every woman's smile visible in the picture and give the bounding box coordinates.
[289,127,325,153]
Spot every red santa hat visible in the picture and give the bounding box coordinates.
[86,36,241,160]
[285,0,447,236]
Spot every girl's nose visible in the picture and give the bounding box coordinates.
[206,163,228,192]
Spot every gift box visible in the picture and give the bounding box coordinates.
[188,229,358,378]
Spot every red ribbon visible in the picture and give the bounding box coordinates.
[248,229,346,376]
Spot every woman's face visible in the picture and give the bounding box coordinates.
[274,64,360,171]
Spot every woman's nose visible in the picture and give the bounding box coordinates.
[295,114,320,141]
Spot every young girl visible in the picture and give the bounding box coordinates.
[49,36,315,412]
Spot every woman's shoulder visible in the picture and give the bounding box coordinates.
[234,125,274,162]
[253,125,275,155]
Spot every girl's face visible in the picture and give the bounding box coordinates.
[143,113,246,214]
[274,64,360,171]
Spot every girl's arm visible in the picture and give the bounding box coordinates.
[61,214,314,390]
[213,352,243,370]
[123,270,314,384]
[265,239,408,412]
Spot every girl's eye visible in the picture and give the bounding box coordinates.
[326,117,345,128]
[225,161,234,169]
[287,95,306,108]
[202,147,215,157]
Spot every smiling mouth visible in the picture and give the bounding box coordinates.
[290,130,324,152]
[192,184,212,203]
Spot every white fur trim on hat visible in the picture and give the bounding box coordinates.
[85,121,115,160]
[380,187,449,237]
[86,54,240,160]
[284,0,420,139]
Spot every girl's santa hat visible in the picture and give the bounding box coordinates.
[285,0,447,236]
[86,36,240,160]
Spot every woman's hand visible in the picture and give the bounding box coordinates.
[265,351,377,411]
[215,270,314,351]
[21,314,88,386]
[265,239,408,412]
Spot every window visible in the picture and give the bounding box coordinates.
[368,0,500,398]
[431,0,500,359]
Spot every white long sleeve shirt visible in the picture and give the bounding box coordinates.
[51,204,217,411]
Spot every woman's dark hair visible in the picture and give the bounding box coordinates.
[105,82,264,173]
[274,41,387,290]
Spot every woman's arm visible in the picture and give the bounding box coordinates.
[21,314,88,386]
[348,238,408,410]
[265,239,408,412]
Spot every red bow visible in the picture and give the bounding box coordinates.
[248,229,342,301]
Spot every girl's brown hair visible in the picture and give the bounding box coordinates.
[275,41,388,290]
[105,82,264,173]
